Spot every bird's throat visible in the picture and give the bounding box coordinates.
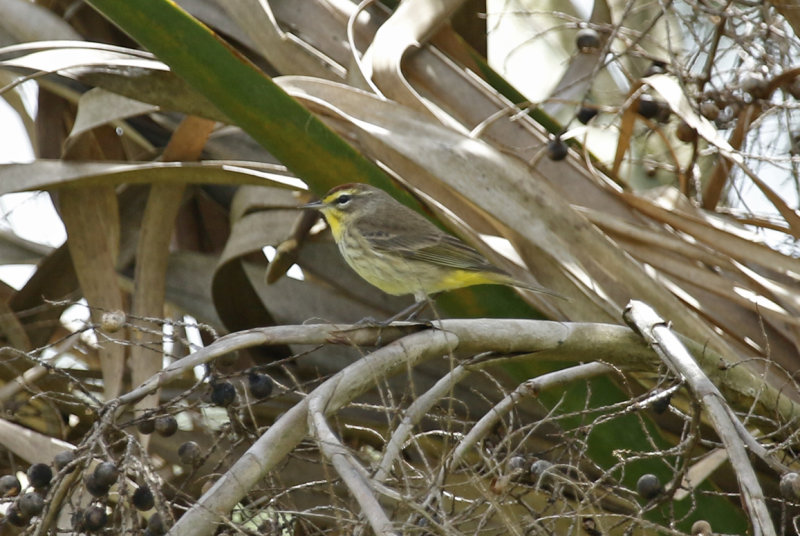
[324,213,344,241]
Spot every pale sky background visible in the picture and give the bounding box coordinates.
[0,87,66,290]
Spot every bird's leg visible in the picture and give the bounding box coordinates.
[387,293,442,323]
[349,296,435,336]
[385,300,429,323]
[347,301,426,330]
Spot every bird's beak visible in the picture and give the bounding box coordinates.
[300,200,324,210]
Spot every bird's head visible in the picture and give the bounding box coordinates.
[302,183,384,238]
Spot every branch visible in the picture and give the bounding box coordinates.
[449,361,613,470]
[375,358,613,483]
[374,361,472,482]
[623,300,776,536]
[309,388,399,535]
[168,328,458,536]
[92,318,796,536]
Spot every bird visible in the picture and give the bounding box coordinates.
[302,183,562,318]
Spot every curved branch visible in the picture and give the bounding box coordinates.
[624,300,776,536]
[169,328,458,536]
[91,318,796,536]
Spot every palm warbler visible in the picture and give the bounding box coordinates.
[302,183,561,306]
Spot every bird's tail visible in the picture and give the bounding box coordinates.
[501,275,568,300]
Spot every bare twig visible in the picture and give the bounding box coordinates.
[450,361,612,470]
[374,361,472,482]
[168,328,458,536]
[623,300,776,536]
[73,317,797,536]
[309,384,398,535]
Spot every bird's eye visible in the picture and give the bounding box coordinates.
[335,194,351,205]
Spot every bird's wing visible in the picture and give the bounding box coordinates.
[363,229,505,274]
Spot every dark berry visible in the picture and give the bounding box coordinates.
[248,372,273,399]
[85,474,111,497]
[6,505,28,527]
[178,441,201,467]
[575,28,600,52]
[93,462,118,488]
[576,106,598,124]
[0,474,21,497]
[779,472,800,500]
[655,103,671,123]
[691,520,712,536]
[636,473,662,499]
[53,450,76,473]
[137,418,156,435]
[154,416,178,437]
[530,459,552,479]
[699,100,720,120]
[27,463,53,488]
[651,394,671,414]
[636,94,660,119]
[133,485,155,511]
[506,456,526,473]
[83,505,108,531]
[18,491,44,517]
[210,381,236,407]
[676,121,697,143]
[148,512,167,535]
[547,136,569,161]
